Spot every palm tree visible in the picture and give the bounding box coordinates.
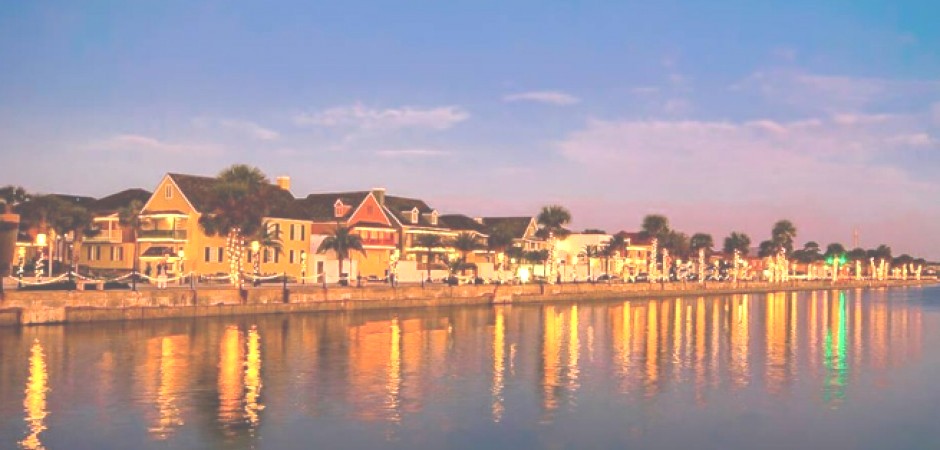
[525,249,549,278]
[487,228,514,271]
[118,199,144,289]
[198,165,274,286]
[536,205,571,281]
[48,201,96,272]
[581,244,600,281]
[723,232,751,256]
[758,240,776,258]
[414,233,445,282]
[0,185,29,215]
[660,230,690,258]
[256,220,284,266]
[536,205,572,239]
[690,233,714,254]
[452,232,480,263]
[771,220,797,253]
[505,245,526,273]
[824,243,846,259]
[316,226,365,285]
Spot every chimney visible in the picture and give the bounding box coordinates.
[371,187,386,205]
[276,176,291,191]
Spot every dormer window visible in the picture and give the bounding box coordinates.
[334,199,346,218]
[430,210,438,226]
[411,207,419,224]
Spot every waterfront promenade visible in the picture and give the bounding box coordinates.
[0,278,935,327]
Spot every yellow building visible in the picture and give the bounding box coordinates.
[78,189,152,273]
[136,173,311,279]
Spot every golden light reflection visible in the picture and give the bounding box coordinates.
[567,305,580,393]
[244,326,264,429]
[730,295,750,387]
[149,336,188,440]
[541,305,561,414]
[645,301,659,396]
[766,293,787,394]
[694,297,705,403]
[385,318,402,423]
[218,326,244,429]
[492,307,506,422]
[20,340,48,450]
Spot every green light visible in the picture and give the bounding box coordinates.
[826,256,834,265]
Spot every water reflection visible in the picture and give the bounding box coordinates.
[0,288,934,449]
[20,340,48,450]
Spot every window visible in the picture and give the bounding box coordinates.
[204,247,211,262]
[430,211,438,225]
[94,246,102,261]
[217,247,224,262]
[289,250,295,264]
[86,246,93,260]
[411,208,419,224]
[290,224,295,241]
[274,249,280,264]
[334,200,345,218]
[300,225,305,241]
[164,185,172,199]
[264,249,270,264]
[110,247,115,261]
[117,247,124,261]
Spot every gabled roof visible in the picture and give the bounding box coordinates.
[384,195,447,229]
[91,188,152,215]
[295,191,371,222]
[481,217,535,240]
[440,214,487,234]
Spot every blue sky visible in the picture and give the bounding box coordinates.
[2,1,939,258]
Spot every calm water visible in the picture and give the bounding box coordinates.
[2,286,939,450]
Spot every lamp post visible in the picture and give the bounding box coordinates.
[35,233,46,280]
[300,250,307,285]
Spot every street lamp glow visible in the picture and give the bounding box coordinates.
[35,234,46,247]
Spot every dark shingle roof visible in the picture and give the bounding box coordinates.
[50,194,97,208]
[91,188,152,215]
[167,173,301,219]
[440,214,487,233]
[384,195,448,229]
[295,191,371,222]
[481,217,534,239]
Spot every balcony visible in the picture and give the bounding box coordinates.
[360,237,397,247]
[85,230,123,243]
[138,229,188,241]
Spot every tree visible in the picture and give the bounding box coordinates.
[581,244,600,280]
[256,221,284,264]
[118,199,145,287]
[316,226,364,285]
[486,228,514,271]
[505,245,526,272]
[640,214,670,241]
[451,232,480,275]
[197,165,276,286]
[414,233,445,282]
[723,232,751,256]
[771,220,797,253]
[824,243,846,258]
[847,247,867,261]
[525,249,550,276]
[600,241,619,278]
[536,205,571,239]
[49,201,96,271]
[0,185,29,215]
[758,240,776,258]
[690,233,715,254]
[660,230,690,258]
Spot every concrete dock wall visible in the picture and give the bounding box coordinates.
[0,279,935,326]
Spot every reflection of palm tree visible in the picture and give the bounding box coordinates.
[316,226,364,285]
[414,234,444,282]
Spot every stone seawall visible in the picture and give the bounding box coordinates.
[0,279,935,326]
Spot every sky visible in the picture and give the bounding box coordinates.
[1,1,939,259]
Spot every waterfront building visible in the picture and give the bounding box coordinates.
[78,189,153,273]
